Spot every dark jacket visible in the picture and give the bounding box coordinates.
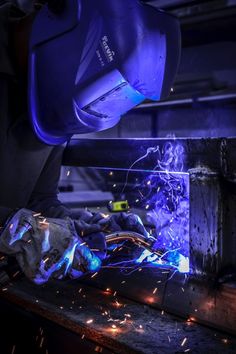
[0,3,71,223]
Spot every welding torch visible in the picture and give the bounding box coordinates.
[104,231,161,256]
[83,230,162,262]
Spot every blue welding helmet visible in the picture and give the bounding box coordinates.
[29,0,181,145]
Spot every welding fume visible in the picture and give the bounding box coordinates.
[0,0,180,285]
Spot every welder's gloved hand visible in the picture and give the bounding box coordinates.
[76,210,149,238]
[73,210,107,261]
[0,209,101,285]
[98,212,150,238]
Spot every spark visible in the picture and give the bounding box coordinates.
[187,317,195,323]
[12,271,20,278]
[91,272,98,278]
[40,337,44,348]
[152,288,158,294]
[113,300,123,308]
[101,213,109,219]
[181,337,187,347]
[67,170,71,177]
[86,319,93,324]
[104,288,112,295]
[121,145,160,194]
[124,314,131,318]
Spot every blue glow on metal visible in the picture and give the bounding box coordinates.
[135,249,189,273]
[105,141,190,274]
[88,255,102,272]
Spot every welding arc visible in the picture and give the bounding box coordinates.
[104,231,162,257]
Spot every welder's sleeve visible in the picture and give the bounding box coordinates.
[27,145,73,219]
[0,209,101,284]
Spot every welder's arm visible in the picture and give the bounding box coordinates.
[0,209,101,284]
[27,145,74,219]
[26,145,148,237]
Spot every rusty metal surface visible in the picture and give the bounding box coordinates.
[189,167,222,275]
[1,279,236,354]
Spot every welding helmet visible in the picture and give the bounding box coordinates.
[29,0,181,145]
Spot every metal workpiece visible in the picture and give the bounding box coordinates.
[63,137,236,276]
[62,137,236,334]
[63,137,236,175]
[1,279,236,354]
[189,166,222,276]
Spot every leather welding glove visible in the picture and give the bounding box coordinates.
[98,212,150,237]
[0,209,101,285]
[74,210,149,238]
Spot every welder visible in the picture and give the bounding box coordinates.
[0,0,180,284]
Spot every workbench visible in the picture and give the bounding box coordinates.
[0,277,236,354]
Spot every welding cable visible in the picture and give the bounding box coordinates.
[104,231,162,257]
